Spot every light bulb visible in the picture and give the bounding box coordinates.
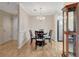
[42,17,45,20]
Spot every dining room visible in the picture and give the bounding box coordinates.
[17,2,64,56]
[0,2,79,57]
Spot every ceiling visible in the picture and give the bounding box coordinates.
[0,2,65,16]
[20,2,65,16]
[0,2,18,15]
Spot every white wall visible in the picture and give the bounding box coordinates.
[18,4,30,48]
[0,11,13,44]
[58,16,63,41]
[0,14,3,43]
[29,15,55,39]
[12,16,18,40]
[0,10,19,45]
[54,12,63,41]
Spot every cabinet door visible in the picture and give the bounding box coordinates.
[75,4,79,57]
[64,12,67,54]
[68,12,74,31]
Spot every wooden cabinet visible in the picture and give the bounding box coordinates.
[62,3,79,57]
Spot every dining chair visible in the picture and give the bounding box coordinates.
[29,30,35,45]
[45,30,52,42]
[35,31,45,49]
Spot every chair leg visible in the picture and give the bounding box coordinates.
[35,41,37,49]
[42,41,43,48]
[42,41,44,48]
[30,39,32,45]
[49,39,51,42]
[35,45,37,49]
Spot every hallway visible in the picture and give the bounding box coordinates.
[0,40,62,57]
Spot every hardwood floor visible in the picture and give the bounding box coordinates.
[0,40,18,56]
[0,40,62,57]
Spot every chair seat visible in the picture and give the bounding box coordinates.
[31,36,35,39]
[44,36,51,39]
[36,39,44,41]
[36,40,45,47]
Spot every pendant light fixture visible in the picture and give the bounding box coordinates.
[36,8,46,21]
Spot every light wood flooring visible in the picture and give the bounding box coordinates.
[0,40,62,57]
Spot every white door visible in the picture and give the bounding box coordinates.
[0,15,3,44]
[2,15,12,43]
[0,14,12,44]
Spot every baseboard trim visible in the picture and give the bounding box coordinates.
[18,39,29,49]
[0,40,17,45]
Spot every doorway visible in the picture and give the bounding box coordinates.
[57,16,63,42]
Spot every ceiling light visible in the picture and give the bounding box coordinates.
[36,8,46,21]
[42,17,46,20]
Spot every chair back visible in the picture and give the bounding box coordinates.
[38,31,44,39]
[29,30,33,38]
[49,30,52,37]
[35,31,44,39]
[35,31,38,39]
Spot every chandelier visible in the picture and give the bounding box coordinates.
[36,8,46,21]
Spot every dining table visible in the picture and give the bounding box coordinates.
[35,31,47,48]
